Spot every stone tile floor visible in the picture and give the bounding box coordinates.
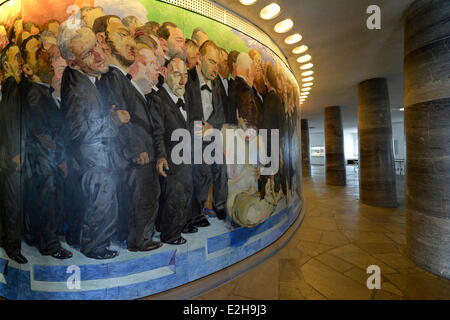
[196,166,450,300]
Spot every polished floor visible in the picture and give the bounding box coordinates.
[197,165,450,300]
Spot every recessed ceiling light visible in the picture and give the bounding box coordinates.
[292,45,308,54]
[285,33,302,45]
[301,87,311,91]
[240,0,257,5]
[297,54,312,63]
[302,76,314,82]
[302,82,313,87]
[301,70,313,76]
[274,19,294,33]
[300,63,313,70]
[399,108,404,111]
[260,3,281,20]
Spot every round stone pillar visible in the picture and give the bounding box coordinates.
[404,0,450,279]
[301,119,311,178]
[324,106,346,186]
[358,78,397,207]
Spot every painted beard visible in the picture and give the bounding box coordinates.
[38,70,53,84]
[106,37,134,68]
[173,86,185,97]
[36,59,54,85]
[136,77,151,93]
[11,70,21,84]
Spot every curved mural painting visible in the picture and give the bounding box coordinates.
[0,0,303,299]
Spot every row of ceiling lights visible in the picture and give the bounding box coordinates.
[239,0,314,104]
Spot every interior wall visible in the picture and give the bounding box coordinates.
[392,121,406,159]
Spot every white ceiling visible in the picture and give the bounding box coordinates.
[213,0,413,132]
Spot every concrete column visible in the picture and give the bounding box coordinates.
[358,78,397,207]
[301,119,311,178]
[324,106,346,186]
[404,0,450,279]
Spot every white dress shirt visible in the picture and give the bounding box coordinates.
[196,66,213,121]
[219,74,229,96]
[87,75,97,86]
[162,83,187,122]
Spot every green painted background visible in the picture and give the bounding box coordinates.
[139,0,250,53]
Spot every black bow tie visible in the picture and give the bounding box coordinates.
[126,73,132,80]
[201,84,212,93]
[145,92,153,101]
[176,98,186,111]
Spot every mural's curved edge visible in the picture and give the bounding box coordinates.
[145,199,306,300]
[0,201,304,300]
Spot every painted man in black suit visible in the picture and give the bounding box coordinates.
[185,39,199,71]
[133,30,164,101]
[0,43,28,264]
[249,49,267,98]
[58,24,129,259]
[214,47,229,108]
[93,16,161,251]
[155,22,186,88]
[226,50,239,110]
[153,56,194,245]
[185,40,227,226]
[226,52,255,125]
[20,35,72,259]
[122,44,163,251]
[261,62,285,195]
[249,50,265,124]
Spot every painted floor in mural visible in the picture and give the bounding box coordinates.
[0,196,301,299]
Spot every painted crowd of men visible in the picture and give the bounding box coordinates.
[0,6,301,264]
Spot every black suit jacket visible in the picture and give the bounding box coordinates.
[226,76,253,125]
[227,78,235,95]
[21,79,65,177]
[152,86,190,174]
[145,88,159,102]
[60,67,121,171]
[185,67,225,130]
[261,89,285,135]
[97,66,155,163]
[215,76,228,112]
[252,86,264,122]
[0,76,23,172]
